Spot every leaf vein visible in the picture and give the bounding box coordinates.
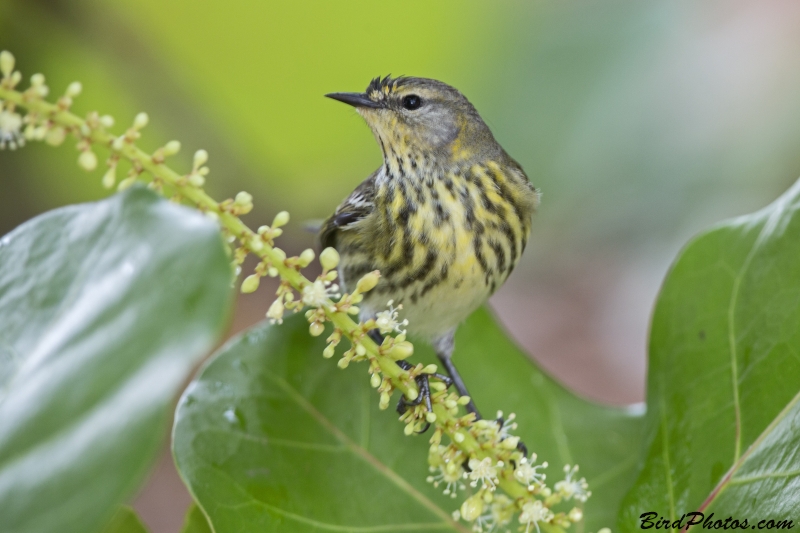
[268,374,468,533]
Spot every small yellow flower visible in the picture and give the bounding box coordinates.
[375,299,408,335]
[301,280,340,307]
[519,500,554,533]
[467,457,500,492]
[555,464,591,503]
[514,455,548,489]
[426,463,465,498]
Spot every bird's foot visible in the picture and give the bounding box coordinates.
[496,414,528,458]
[395,359,451,434]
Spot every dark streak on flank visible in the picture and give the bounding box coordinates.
[399,249,437,289]
[420,263,449,298]
[473,233,489,279]
[500,221,518,269]
[489,239,506,275]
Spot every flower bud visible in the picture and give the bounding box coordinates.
[163,140,181,156]
[65,81,82,98]
[0,51,14,78]
[133,112,149,130]
[422,364,438,374]
[193,149,208,169]
[460,494,484,522]
[188,173,205,187]
[272,210,290,228]
[45,127,66,146]
[78,150,97,171]
[356,271,380,293]
[425,411,437,423]
[370,373,381,388]
[453,432,465,443]
[249,237,264,252]
[100,115,115,128]
[266,298,284,323]
[117,176,136,191]
[319,247,340,271]
[457,395,472,405]
[405,387,418,401]
[298,248,315,267]
[323,343,336,358]
[309,321,325,337]
[569,508,583,523]
[379,391,390,410]
[387,341,414,360]
[501,436,520,449]
[272,248,287,262]
[240,274,260,294]
[102,166,117,189]
[235,191,252,205]
[30,73,45,86]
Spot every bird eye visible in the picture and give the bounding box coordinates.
[402,94,422,110]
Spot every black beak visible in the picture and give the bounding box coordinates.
[325,92,382,109]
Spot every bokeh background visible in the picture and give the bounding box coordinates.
[3,0,800,531]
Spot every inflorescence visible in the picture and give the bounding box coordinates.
[0,50,595,533]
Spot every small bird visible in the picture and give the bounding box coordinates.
[322,76,539,423]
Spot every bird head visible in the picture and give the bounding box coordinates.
[326,76,498,164]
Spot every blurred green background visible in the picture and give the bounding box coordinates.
[3,0,800,530]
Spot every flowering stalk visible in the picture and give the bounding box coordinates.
[0,50,596,533]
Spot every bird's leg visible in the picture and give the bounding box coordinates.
[432,331,481,418]
[433,333,528,457]
[367,329,442,433]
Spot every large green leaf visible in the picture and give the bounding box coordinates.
[0,188,232,533]
[620,179,800,528]
[101,507,150,533]
[180,504,213,533]
[173,308,645,532]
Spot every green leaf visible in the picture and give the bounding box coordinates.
[620,179,800,528]
[180,504,213,533]
[0,188,232,533]
[101,506,150,533]
[173,308,645,532]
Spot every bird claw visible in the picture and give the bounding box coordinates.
[431,372,453,388]
[516,440,529,458]
[395,360,434,434]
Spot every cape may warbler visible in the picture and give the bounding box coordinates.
[322,76,539,423]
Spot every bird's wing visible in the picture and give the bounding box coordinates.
[319,170,378,250]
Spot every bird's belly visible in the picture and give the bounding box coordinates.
[359,241,495,340]
[399,266,491,339]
